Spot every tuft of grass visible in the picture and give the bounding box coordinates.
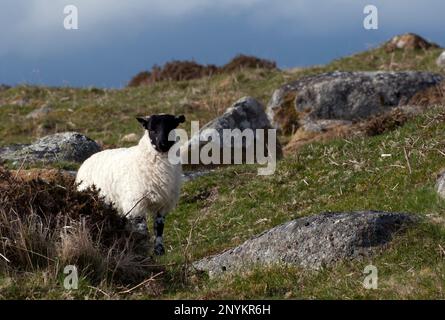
[0,167,159,287]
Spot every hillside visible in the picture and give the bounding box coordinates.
[1,36,443,152]
[1,34,445,299]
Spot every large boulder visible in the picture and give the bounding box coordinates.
[437,51,445,69]
[283,106,423,154]
[0,132,101,164]
[267,71,443,133]
[182,96,282,166]
[193,211,416,277]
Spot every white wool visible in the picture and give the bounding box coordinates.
[75,132,182,219]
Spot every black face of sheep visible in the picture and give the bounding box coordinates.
[137,114,185,153]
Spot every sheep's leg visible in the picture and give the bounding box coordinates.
[153,213,165,255]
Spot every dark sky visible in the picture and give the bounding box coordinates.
[0,0,444,88]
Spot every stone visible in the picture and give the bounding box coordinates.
[300,119,352,133]
[384,33,439,52]
[436,171,445,199]
[193,211,416,277]
[182,96,282,165]
[437,51,445,69]
[120,133,140,143]
[0,132,101,164]
[267,71,443,133]
[25,104,53,120]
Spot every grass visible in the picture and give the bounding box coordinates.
[3,105,445,299]
[1,45,445,299]
[159,106,445,299]
[0,169,162,298]
[0,70,287,149]
[1,46,443,149]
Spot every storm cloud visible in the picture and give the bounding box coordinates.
[0,0,443,87]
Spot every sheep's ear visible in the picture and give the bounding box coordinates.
[176,115,185,124]
[136,116,153,130]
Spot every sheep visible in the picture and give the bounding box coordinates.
[75,114,186,255]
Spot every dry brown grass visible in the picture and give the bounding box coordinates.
[220,54,277,73]
[10,168,73,183]
[127,71,152,87]
[284,108,415,154]
[284,123,352,154]
[272,91,301,135]
[408,81,445,107]
[0,167,160,284]
[359,108,410,136]
[128,55,277,87]
[128,61,217,87]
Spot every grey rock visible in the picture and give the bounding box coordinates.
[301,119,352,133]
[0,132,101,164]
[193,211,416,277]
[384,33,439,51]
[436,171,445,199]
[437,51,445,69]
[267,71,443,132]
[182,96,282,164]
[25,103,53,120]
[182,170,213,182]
[203,96,274,135]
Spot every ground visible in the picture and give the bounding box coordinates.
[1,43,445,299]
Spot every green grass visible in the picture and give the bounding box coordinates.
[4,105,445,299]
[0,69,287,148]
[158,106,445,299]
[1,46,445,299]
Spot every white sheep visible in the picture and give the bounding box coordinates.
[75,114,185,255]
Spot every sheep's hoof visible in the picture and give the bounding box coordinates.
[154,244,165,256]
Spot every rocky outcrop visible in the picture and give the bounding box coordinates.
[437,51,445,69]
[0,132,101,164]
[267,71,443,134]
[193,211,416,277]
[182,96,282,165]
[384,33,439,52]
